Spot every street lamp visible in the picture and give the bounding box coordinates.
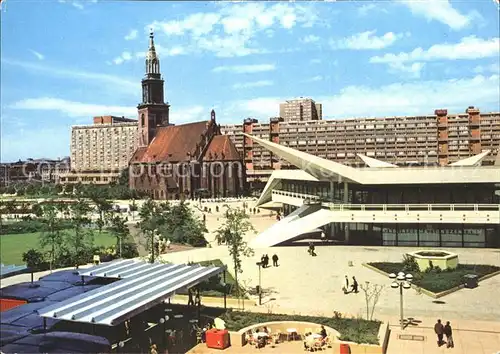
[256,261,263,305]
[389,271,413,330]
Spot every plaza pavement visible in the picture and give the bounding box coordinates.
[3,199,499,353]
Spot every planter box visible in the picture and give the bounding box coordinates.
[407,250,458,271]
[332,322,389,354]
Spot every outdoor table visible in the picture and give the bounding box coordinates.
[286,328,298,341]
[309,334,322,339]
[255,332,269,338]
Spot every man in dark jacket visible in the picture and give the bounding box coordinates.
[272,254,279,267]
[444,321,454,348]
[434,319,444,346]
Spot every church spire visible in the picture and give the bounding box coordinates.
[145,29,160,77]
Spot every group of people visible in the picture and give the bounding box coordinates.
[341,275,359,294]
[434,319,454,348]
[260,254,279,267]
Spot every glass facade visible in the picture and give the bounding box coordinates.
[276,179,499,248]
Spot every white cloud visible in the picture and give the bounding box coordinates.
[400,0,472,30]
[2,58,138,96]
[473,63,500,74]
[370,36,500,64]
[229,74,499,119]
[386,62,425,78]
[169,106,206,124]
[232,80,273,89]
[300,34,320,43]
[10,98,137,118]
[124,29,138,41]
[358,4,376,16]
[310,58,321,64]
[332,30,404,50]
[305,75,323,82]
[29,50,44,61]
[133,43,185,59]
[147,3,320,57]
[71,1,84,10]
[212,64,275,74]
[112,51,133,65]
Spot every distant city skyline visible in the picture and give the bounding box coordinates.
[1,0,499,161]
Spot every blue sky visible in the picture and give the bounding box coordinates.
[1,0,499,161]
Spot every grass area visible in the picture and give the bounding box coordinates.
[0,230,116,265]
[368,262,500,293]
[221,311,381,344]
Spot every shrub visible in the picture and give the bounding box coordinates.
[22,249,47,271]
[220,311,380,344]
[402,254,420,273]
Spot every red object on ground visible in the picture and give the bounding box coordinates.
[0,298,27,312]
[339,343,351,354]
[205,328,230,350]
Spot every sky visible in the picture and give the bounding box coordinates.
[1,0,499,162]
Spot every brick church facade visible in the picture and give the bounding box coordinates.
[129,32,245,200]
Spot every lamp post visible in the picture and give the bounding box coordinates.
[389,271,413,330]
[256,261,262,305]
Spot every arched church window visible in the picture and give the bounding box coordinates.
[141,114,145,126]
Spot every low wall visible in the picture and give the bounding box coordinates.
[232,321,340,348]
[171,294,255,309]
[331,322,390,354]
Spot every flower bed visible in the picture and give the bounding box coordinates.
[368,262,500,293]
[220,311,381,344]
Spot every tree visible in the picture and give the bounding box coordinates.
[138,199,163,263]
[118,168,129,186]
[215,206,255,306]
[108,214,130,258]
[157,201,208,247]
[39,201,66,270]
[360,282,385,320]
[66,197,94,266]
[22,249,45,285]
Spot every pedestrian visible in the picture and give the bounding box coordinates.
[342,275,349,294]
[444,321,454,348]
[272,254,279,267]
[261,254,266,267]
[264,254,269,268]
[188,288,194,306]
[434,319,444,346]
[351,276,359,293]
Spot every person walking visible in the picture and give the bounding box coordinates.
[272,254,279,267]
[434,319,444,346]
[351,276,359,293]
[444,321,454,348]
[343,275,350,294]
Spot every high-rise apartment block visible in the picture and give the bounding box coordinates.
[62,116,138,184]
[279,98,322,121]
[226,106,500,187]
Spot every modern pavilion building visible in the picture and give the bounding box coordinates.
[248,134,500,248]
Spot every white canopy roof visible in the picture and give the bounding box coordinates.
[37,260,223,326]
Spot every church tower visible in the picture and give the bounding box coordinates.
[137,30,171,147]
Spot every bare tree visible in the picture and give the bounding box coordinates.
[360,281,385,320]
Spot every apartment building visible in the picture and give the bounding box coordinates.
[227,106,500,187]
[70,116,138,172]
[279,98,322,121]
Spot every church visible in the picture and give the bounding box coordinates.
[129,32,245,200]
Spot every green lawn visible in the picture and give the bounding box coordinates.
[0,230,116,265]
[368,262,500,293]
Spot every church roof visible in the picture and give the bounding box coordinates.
[203,135,241,161]
[131,121,242,164]
[138,121,209,163]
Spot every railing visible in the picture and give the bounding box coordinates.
[271,190,500,212]
[271,190,321,201]
[325,203,500,212]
